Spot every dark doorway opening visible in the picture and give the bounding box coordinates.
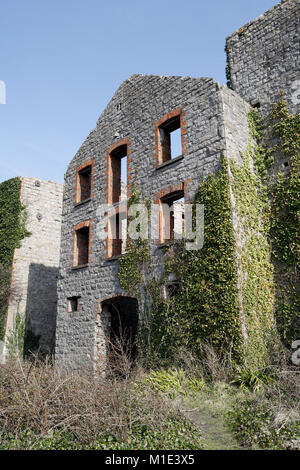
[102,296,138,364]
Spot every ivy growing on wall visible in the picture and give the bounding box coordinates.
[229,111,276,369]
[0,177,30,340]
[118,184,150,296]
[118,101,299,369]
[119,159,244,365]
[160,159,243,361]
[269,100,300,344]
[225,44,233,90]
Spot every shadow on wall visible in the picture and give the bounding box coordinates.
[24,263,59,358]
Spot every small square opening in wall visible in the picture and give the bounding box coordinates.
[165,282,180,298]
[74,226,89,266]
[78,165,92,202]
[159,115,182,162]
[67,296,80,312]
[162,273,180,299]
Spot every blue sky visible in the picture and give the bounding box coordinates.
[0,0,278,184]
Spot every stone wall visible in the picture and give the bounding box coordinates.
[55,0,298,371]
[3,177,63,358]
[55,75,251,370]
[226,0,300,115]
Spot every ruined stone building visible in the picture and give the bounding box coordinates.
[0,0,298,369]
[0,178,63,361]
[54,0,300,370]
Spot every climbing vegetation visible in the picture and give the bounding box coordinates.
[229,110,276,369]
[0,177,30,340]
[118,100,299,370]
[269,100,300,344]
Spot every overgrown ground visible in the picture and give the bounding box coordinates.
[0,345,299,450]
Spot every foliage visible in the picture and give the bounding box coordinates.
[118,100,299,371]
[119,148,273,368]
[0,177,29,267]
[0,416,202,450]
[269,100,300,344]
[0,358,202,450]
[135,158,244,365]
[6,311,25,358]
[140,368,205,399]
[0,264,12,340]
[225,44,233,89]
[228,397,300,450]
[0,177,30,340]
[229,110,276,370]
[231,368,272,392]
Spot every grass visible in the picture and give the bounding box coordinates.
[137,345,300,450]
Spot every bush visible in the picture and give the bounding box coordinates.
[228,396,300,450]
[0,358,202,450]
[231,368,272,391]
[140,368,205,399]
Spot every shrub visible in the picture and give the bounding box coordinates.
[228,397,300,450]
[0,358,202,450]
[141,368,205,399]
[231,368,272,392]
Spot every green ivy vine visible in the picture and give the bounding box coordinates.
[118,100,299,369]
[269,100,300,344]
[229,110,276,369]
[0,177,30,340]
[225,44,233,90]
[119,159,244,365]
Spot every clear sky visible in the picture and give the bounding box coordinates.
[0,0,278,184]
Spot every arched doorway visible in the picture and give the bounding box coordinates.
[101,296,138,363]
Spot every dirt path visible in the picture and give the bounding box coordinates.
[181,407,241,450]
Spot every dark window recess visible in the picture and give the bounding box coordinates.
[284,161,289,167]
[75,226,89,266]
[78,165,92,202]
[110,211,126,257]
[102,296,138,364]
[112,212,122,257]
[110,145,127,204]
[159,115,182,162]
[166,282,180,298]
[108,144,127,258]
[161,191,184,242]
[67,296,80,312]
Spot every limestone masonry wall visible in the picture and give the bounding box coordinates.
[55,76,251,370]
[55,0,299,370]
[226,0,300,114]
[3,178,63,358]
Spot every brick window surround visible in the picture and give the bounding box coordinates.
[154,108,187,167]
[154,181,190,244]
[75,159,95,204]
[105,138,131,258]
[106,138,132,205]
[106,208,127,258]
[72,220,92,267]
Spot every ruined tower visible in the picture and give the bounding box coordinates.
[1,177,63,360]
